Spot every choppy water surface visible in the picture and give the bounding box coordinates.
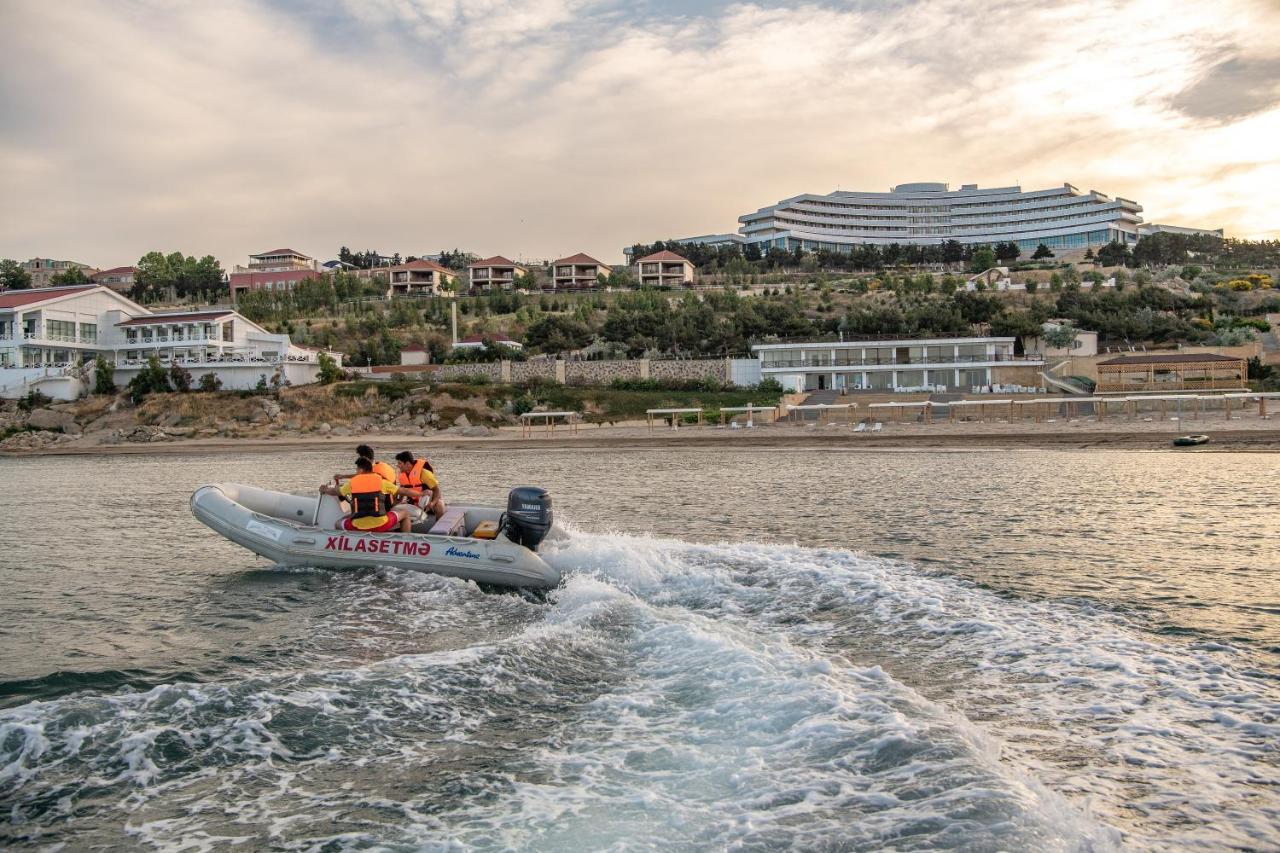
[0,448,1277,850]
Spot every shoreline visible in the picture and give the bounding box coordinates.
[5,425,1278,457]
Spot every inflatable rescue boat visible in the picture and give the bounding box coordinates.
[190,483,560,589]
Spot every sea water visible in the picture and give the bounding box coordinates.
[0,448,1276,850]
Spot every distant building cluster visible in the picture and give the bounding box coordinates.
[627,181,1223,260]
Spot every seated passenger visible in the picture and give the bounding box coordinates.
[393,451,446,520]
[331,444,397,487]
[319,457,408,533]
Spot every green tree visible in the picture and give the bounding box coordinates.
[93,356,116,395]
[525,314,593,352]
[50,266,91,286]
[1025,279,1039,294]
[169,364,192,392]
[126,355,172,403]
[133,251,175,299]
[198,372,222,392]
[0,259,32,290]
[317,352,343,384]
[1043,324,1079,351]
[1031,243,1054,260]
[1096,241,1132,268]
[969,245,996,273]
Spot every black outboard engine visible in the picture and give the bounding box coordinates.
[504,487,553,551]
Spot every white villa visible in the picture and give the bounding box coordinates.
[0,285,342,400]
[752,336,1044,393]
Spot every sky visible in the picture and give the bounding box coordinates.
[1,0,1278,270]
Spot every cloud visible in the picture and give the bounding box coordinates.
[1170,55,1280,122]
[1,0,1277,269]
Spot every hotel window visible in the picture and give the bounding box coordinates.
[79,323,97,343]
[46,319,77,340]
[222,322,233,342]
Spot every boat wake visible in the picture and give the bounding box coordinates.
[1,527,1276,850]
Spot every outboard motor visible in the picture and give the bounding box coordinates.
[504,486,553,551]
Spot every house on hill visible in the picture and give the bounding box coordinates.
[636,250,694,286]
[384,259,457,296]
[468,256,528,292]
[229,248,321,299]
[92,266,137,294]
[551,253,610,290]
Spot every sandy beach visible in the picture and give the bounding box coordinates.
[8,415,1278,456]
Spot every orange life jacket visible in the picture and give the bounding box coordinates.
[397,459,427,504]
[373,460,396,483]
[349,472,389,519]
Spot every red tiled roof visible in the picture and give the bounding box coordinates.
[469,255,523,269]
[94,266,136,277]
[0,284,98,309]
[637,250,690,263]
[553,252,604,266]
[116,310,233,326]
[250,248,310,258]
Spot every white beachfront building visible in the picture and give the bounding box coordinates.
[751,336,1044,393]
[0,284,342,400]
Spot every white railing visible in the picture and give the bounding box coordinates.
[115,353,320,368]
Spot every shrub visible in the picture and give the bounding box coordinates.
[379,374,416,401]
[255,375,269,394]
[93,356,116,395]
[198,372,222,392]
[335,381,377,398]
[755,377,785,394]
[169,364,192,392]
[317,352,343,385]
[512,394,536,416]
[127,355,171,403]
[18,389,53,411]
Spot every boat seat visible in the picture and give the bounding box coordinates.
[429,507,466,536]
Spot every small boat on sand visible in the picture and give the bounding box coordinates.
[190,483,560,589]
[1172,434,1210,447]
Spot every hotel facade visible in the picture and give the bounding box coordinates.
[634,182,1151,259]
[752,336,1044,393]
[0,285,342,400]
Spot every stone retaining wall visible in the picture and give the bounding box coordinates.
[432,362,501,382]
[650,358,729,383]
[511,360,558,383]
[563,360,644,386]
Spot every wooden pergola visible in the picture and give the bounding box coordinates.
[1096,353,1247,394]
[646,407,704,431]
[785,403,858,424]
[519,411,581,437]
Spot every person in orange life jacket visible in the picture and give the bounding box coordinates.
[331,444,396,488]
[319,456,409,533]
[392,450,445,520]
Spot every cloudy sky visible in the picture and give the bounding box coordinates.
[2,0,1278,269]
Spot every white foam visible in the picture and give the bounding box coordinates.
[2,530,1274,850]
[543,530,1280,849]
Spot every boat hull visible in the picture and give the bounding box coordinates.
[190,483,560,589]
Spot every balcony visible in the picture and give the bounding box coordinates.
[760,353,1040,369]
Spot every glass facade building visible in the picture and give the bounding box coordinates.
[736,182,1142,253]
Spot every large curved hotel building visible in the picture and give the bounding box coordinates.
[664,182,1147,256]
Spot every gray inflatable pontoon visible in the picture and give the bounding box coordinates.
[190,483,561,589]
